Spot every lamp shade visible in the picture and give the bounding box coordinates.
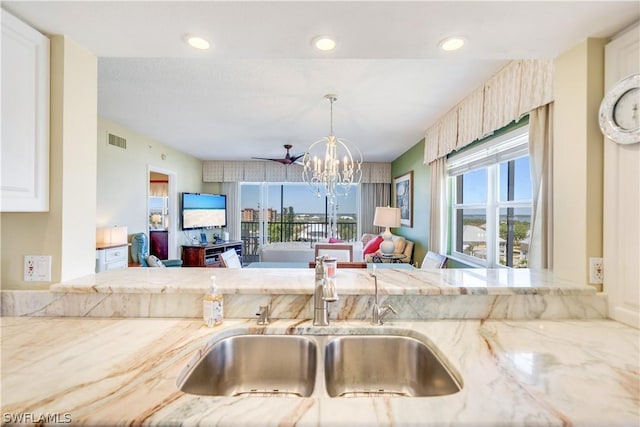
[96,226,128,247]
[373,206,401,228]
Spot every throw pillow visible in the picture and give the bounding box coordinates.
[360,233,375,246]
[146,254,165,268]
[363,235,384,256]
[392,236,407,254]
[328,237,342,243]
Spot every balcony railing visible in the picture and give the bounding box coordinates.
[240,220,358,264]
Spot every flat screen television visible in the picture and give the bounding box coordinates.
[181,192,227,230]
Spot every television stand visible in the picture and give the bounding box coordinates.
[181,241,243,267]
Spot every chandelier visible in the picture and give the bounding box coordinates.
[302,94,363,206]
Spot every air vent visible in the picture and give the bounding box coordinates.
[107,133,127,149]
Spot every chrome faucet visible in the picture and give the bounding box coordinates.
[256,304,270,325]
[313,255,338,326]
[370,265,397,325]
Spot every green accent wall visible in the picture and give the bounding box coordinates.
[390,138,429,266]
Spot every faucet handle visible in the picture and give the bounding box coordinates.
[382,304,397,316]
[322,277,339,302]
[378,303,398,323]
[315,255,328,277]
[256,305,270,325]
[371,303,397,326]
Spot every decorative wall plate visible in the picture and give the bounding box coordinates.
[598,73,640,145]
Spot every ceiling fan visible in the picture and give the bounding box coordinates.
[252,144,305,165]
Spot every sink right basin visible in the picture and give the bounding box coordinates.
[324,335,461,397]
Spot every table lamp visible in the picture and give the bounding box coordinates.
[373,206,401,255]
[96,226,128,247]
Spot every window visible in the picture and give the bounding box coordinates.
[447,123,531,268]
[240,183,359,263]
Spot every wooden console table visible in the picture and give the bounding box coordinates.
[181,241,243,267]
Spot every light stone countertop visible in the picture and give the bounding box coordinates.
[49,267,597,296]
[3,268,603,321]
[1,316,638,426]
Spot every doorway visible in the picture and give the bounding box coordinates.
[148,166,178,259]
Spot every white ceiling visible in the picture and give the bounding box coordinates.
[3,1,639,162]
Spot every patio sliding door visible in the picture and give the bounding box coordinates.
[240,182,359,262]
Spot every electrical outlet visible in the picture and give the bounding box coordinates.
[589,257,604,284]
[24,255,52,282]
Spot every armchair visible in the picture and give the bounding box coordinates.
[421,251,448,269]
[131,233,183,267]
[362,233,414,264]
[220,249,242,268]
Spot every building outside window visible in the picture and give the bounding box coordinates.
[240,182,358,263]
[447,122,532,268]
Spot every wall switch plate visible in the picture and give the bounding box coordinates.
[24,255,52,282]
[589,257,604,284]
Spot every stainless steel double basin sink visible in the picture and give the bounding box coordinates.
[177,331,462,398]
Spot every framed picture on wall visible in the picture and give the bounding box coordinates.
[394,171,413,227]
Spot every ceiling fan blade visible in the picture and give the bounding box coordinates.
[272,158,291,165]
[252,156,291,165]
[252,145,304,165]
[290,153,306,163]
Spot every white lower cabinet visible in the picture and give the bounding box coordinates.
[96,245,128,273]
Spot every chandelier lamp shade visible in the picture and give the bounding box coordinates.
[373,206,401,255]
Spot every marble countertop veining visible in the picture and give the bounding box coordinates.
[49,267,597,296]
[1,317,637,427]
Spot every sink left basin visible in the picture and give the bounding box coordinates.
[178,335,317,397]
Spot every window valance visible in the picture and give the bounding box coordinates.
[202,161,391,184]
[423,59,553,164]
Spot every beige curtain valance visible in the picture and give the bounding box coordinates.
[423,59,553,164]
[203,161,392,184]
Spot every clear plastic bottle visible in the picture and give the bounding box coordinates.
[203,275,223,327]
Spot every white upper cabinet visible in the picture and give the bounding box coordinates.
[603,22,640,329]
[1,9,50,212]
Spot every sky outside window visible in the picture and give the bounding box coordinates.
[461,169,487,204]
[461,157,532,205]
[500,157,532,201]
[241,183,357,214]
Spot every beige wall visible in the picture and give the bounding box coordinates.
[97,117,204,255]
[553,38,606,285]
[1,34,205,290]
[1,36,97,290]
[60,36,98,281]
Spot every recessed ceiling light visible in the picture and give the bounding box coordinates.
[313,36,337,51]
[187,36,211,50]
[439,37,465,52]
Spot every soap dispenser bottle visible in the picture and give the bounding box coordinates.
[203,275,223,327]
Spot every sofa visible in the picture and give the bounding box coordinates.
[259,241,364,263]
[361,233,414,264]
[257,234,414,264]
